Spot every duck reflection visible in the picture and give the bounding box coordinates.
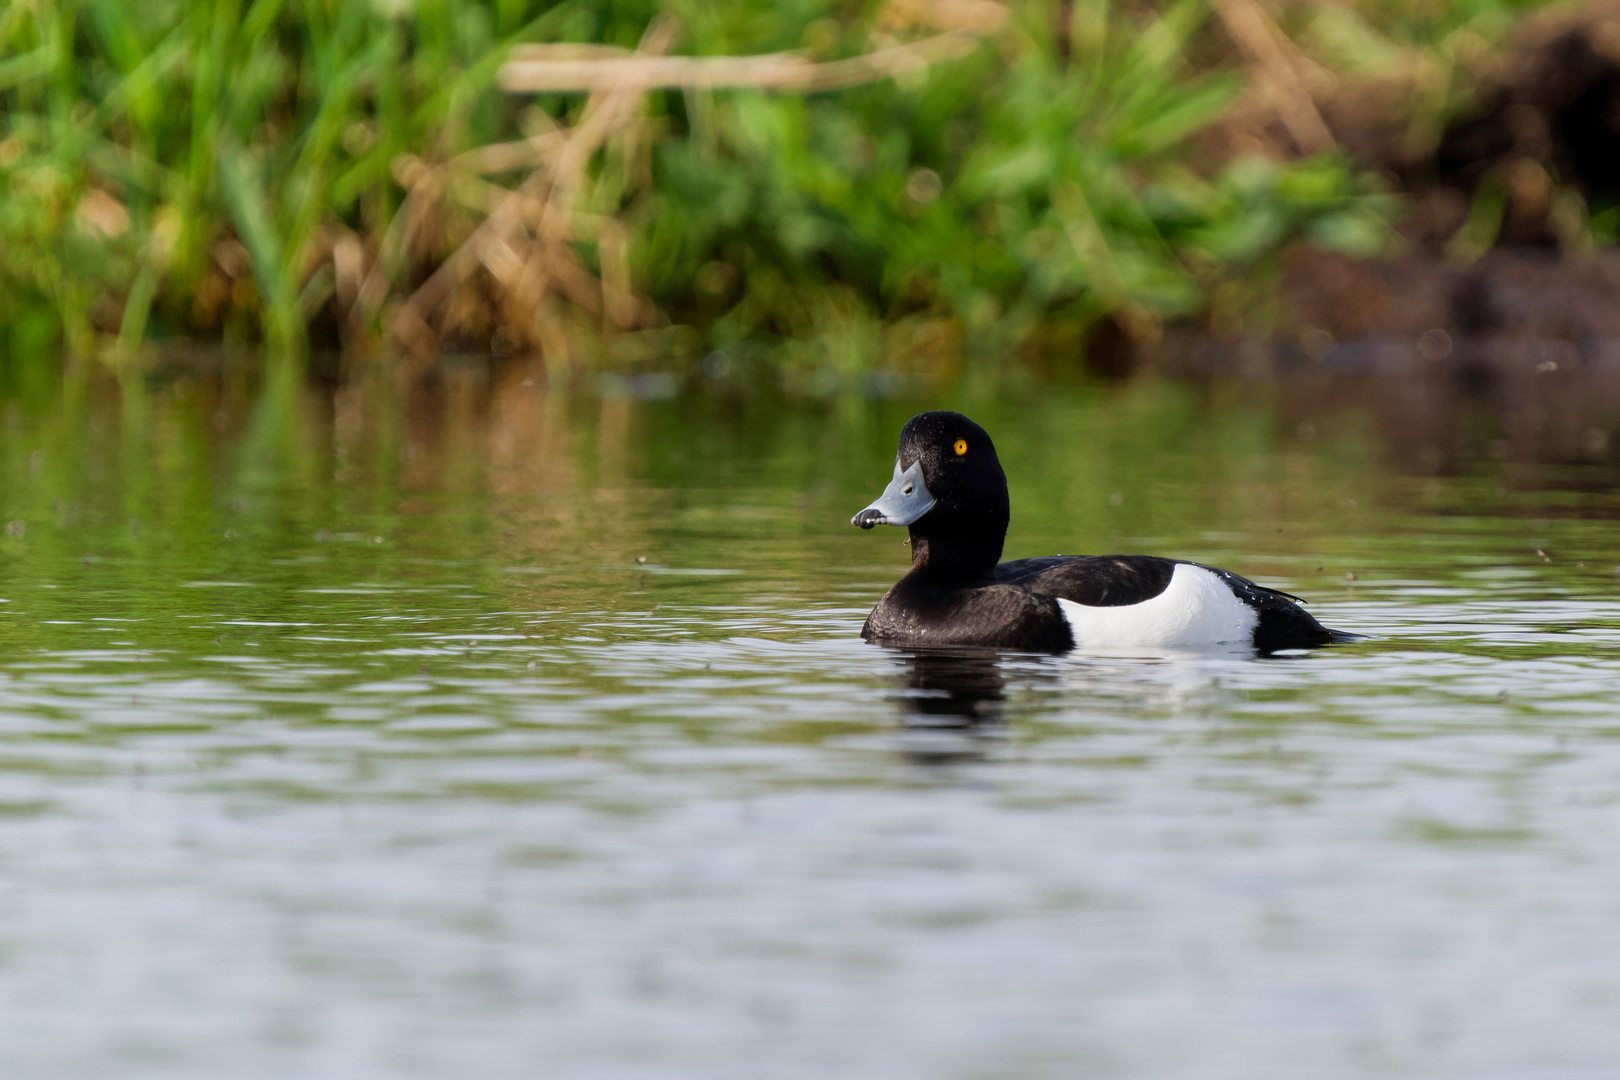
[894,648,1009,763]
[900,648,1007,727]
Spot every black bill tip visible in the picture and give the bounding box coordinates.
[852,508,887,529]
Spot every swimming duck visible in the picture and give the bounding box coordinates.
[851,411,1347,653]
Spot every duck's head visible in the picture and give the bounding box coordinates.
[851,411,1009,577]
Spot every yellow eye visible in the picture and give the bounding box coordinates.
[953,439,968,456]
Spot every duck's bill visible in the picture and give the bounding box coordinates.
[851,459,935,529]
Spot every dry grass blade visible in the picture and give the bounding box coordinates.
[1209,0,1337,155]
[497,29,990,94]
[446,132,567,176]
[881,0,1009,34]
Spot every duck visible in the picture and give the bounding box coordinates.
[850,410,1349,654]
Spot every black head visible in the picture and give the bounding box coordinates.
[851,411,1009,579]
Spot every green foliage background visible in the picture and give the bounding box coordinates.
[0,0,1556,376]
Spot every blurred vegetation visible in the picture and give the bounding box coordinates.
[0,0,1571,382]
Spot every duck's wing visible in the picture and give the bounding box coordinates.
[994,555,1178,606]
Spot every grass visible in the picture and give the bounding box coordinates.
[0,0,1567,382]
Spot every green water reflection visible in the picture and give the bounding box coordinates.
[2,365,1616,664]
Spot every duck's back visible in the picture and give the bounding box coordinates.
[996,554,1178,606]
[996,555,1334,652]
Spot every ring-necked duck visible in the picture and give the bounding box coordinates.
[851,411,1350,654]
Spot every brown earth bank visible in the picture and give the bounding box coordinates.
[1126,0,1620,372]
[1118,0,1620,472]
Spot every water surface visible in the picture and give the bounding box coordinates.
[0,365,1617,1078]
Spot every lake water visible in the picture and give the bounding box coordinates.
[1,360,1619,1078]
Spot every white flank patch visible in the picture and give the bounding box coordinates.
[1056,564,1258,649]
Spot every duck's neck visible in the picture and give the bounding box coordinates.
[907,530,1003,584]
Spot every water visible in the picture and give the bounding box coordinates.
[1,364,1619,1078]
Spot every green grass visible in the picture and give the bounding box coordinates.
[0,0,1560,380]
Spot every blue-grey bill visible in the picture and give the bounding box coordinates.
[851,458,935,529]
